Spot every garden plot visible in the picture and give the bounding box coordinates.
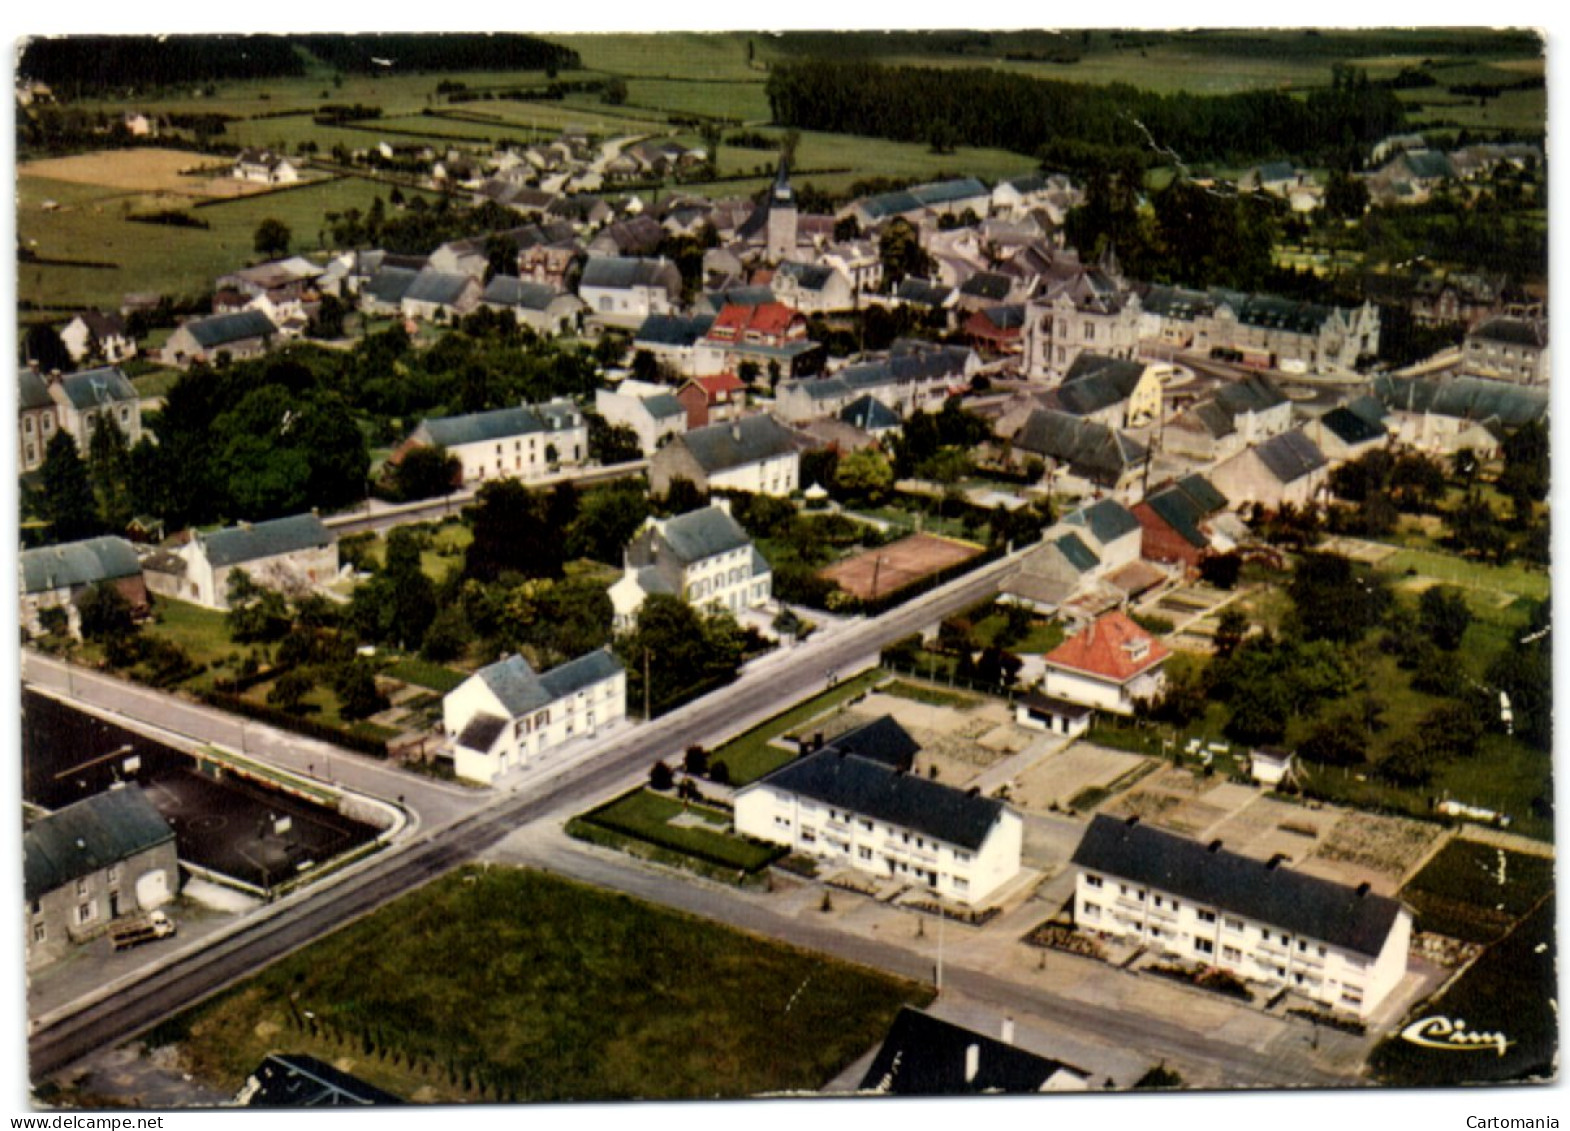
[1306,810,1446,888]
[1009,743,1150,813]
[1102,766,1259,835]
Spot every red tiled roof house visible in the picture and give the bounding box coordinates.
[1042,611,1169,715]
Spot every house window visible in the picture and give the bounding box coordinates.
[858,846,873,861]
[30,900,41,917]
[1082,902,1101,921]
[1222,945,1242,962]
[955,850,971,864]
[1195,938,1214,955]
[774,816,791,829]
[1085,874,1103,889]
[1226,917,1244,932]
[77,902,95,925]
[107,864,120,883]
[76,879,89,897]
[801,829,816,844]
[1197,909,1217,923]
[953,877,969,893]
[32,923,46,944]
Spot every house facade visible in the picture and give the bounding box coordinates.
[161,310,278,368]
[24,787,179,970]
[60,311,136,365]
[1042,612,1169,715]
[1461,317,1549,386]
[735,721,1023,906]
[608,501,771,629]
[17,366,143,469]
[648,414,801,497]
[578,256,683,329]
[442,650,625,785]
[399,399,587,484]
[233,149,301,185]
[179,514,338,609]
[1209,430,1329,509]
[594,384,688,456]
[20,536,150,638]
[1071,815,1412,1018]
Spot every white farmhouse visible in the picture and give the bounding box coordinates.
[396,399,586,485]
[578,256,683,330]
[594,383,689,456]
[1072,815,1413,1019]
[442,649,625,785]
[178,513,338,610]
[735,717,1023,906]
[648,414,801,497]
[608,501,771,629]
[1041,611,1169,715]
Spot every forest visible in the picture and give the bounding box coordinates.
[766,60,1407,167]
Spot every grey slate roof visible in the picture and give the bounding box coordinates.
[1251,430,1328,484]
[657,505,752,564]
[580,256,676,290]
[418,401,582,449]
[473,649,622,719]
[776,261,836,291]
[1053,354,1148,417]
[244,1054,402,1107]
[184,309,277,348]
[197,514,333,570]
[1143,481,1216,550]
[1139,284,1215,322]
[1373,374,1547,428]
[1470,317,1547,348]
[860,1006,1083,1095]
[537,648,623,699]
[363,267,421,305]
[403,270,473,306]
[1071,815,1405,958]
[1320,406,1386,446]
[1014,410,1146,486]
[21,536,143,594]
[1215,373,1289,416]
[642,393,686,421]
[1068,498,1141,546]
[910,177,989,208]
[894,278,954,307]
[482,276,563,311]
[839,395,900,432]
[1054,532,1100,573]
[18,369,54,412]
[758,748,1006,851]
[960,272,1012,301]
[55,366,138,411]
[678,415,799,473]
[24,787,174,902]
[636,313,715,348]
[822,715,919,770]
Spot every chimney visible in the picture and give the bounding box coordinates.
[1124,815,1141,829]
[1001,1017,1015,1046]
[964,1043,980,1085]
[1266,853,1288,871]
[1208,839,1224,853]
[1356,881,1371,898]
[731,422,742,442]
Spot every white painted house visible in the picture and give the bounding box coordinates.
[647,414,801,497]
[1072,815,1413,1019]
[608,501,771,629]
[735,717,1023,906]
[442,650,625,785]
[396,399,586,485]
[178,513,338,610]
[1041,611,1169,715]
[594,382,689,456]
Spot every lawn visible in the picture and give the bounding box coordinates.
[880,680,981,709]
[1369,897,1556,1087]
[384,657,468,694]
[576,788,783,872]
[1378,547,1549,602]
[143,597,236,680]
[1399,838,1554,943]
[711,667,886,785]
[149,865,932,1102]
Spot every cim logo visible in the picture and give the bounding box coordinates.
[1400,1016,1513,1057]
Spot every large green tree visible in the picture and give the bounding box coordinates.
[464,479,563,582]
[40,431,102,543]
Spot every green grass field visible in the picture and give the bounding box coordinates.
[149,865,931,1102]
[578,788,782,871]
[384,657,468,693]
[880,680,981,709]
[1378,547,1549,602]
[712,667,886,785]
[143,597,235,679]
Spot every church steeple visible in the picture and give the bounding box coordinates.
[766,153,798,262]
[771,152,795,207]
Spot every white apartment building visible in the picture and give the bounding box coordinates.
[442,649,626,785]
[735,719,1023,906]
[1071,815,1413,1019]
[397,399,586,485]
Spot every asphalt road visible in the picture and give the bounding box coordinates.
[25,546,1030,1079]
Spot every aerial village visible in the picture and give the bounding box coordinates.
[15,29,1553,1109]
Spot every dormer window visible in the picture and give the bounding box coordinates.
[1123,638,1151,662]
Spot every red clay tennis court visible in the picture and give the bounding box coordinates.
[819,533,984,601]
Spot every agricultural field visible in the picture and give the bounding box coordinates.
[18,169,439,314]
[147,866,930,1102]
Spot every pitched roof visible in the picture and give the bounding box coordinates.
[839,394,900,432]
[18,368,54,412]
[822,715,920,770]
[1052,355,1148,417]
[756,748,1006,851]
[1373,374,1547,427]
[1013,410,1146,485]
[1319,405,1387,446]
[1044,611,1168,683]
[52,365,137,411]
[481,276,565,311]
[417,401,582,449]
[24,787,174,902]
[959,272,1012,301]
[1215,373,1289,416]
[183,309,277,349]
[21,536,143,593]
[676,414,799,473]
[75,309,129,339]
[1065,498,1141,546]
[775,261,837,291]
[403,270,475,306]
[710,301,799,337]
[636,313,715,348]
[860,1007,1085,1095]
[243,1054,402,1107]
[1251,430,1328,484]
[456,713,508,754]
[537,648,623,699]
[894,278,954,307]
[642,393,686,421]
[580,255,677,291]
[1053,532,1101,573]
[655,504,752,564]
[196,514,333,569]
[1071,815,1406,958]
[1470,317,1547,348]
